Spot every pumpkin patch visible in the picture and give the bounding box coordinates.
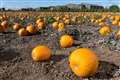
[0,12,120,80]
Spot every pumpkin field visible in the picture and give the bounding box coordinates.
[0,12,120,80]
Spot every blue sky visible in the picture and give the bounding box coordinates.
[0,0,120,9]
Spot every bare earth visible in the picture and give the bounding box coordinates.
[0,24,120,80]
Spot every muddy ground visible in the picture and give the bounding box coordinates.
[0,24,120,80]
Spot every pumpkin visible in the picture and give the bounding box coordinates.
[115,16,120,21]
[110,16,114,20]
[0,25,5,32]
[112,20,118,25]
[58,22,65,32]
[64,19,70,24]
[118,21,120,27]
[18,28,28,36]
[36,18,43,24]
[64,14,70,19]
[37,22,45,30]
[1,21,8,29]
[116,30,120,39]
[60,35,73,48]
[55,16,60,21]
[98,22,105,26]
[99,26,111,36]
[69,48,99,77]
[13,23,22,31]
[52,21,58,29]
[32,45,51,61]
[26,24,37,34]
[63,17,66,21]
[98,19,104,23]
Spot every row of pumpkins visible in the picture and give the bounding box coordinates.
[0,14,111,37]
[0,14,120,39]
[91,14,120,38]
[0,14,73,36]
[99,25,120,39]
[0,19,66,36]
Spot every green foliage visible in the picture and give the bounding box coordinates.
[76,16,86,24]
[109,5,119,12]
[46,16,56,24]
[1,4,120,12]
[75,16,91,24]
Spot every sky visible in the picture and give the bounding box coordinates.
[0,0,120,9]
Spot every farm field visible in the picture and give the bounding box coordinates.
[0,12,120,80]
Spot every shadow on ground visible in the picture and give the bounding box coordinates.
[0,48,20,62]
[90,61,120,79]
[51,54,67,63]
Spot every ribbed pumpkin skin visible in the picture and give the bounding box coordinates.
[32,45,51,62]
[69,48,99,78]
[60,35,73,48]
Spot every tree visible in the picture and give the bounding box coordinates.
[80,5,87,12]
[109,5,119,12]
[0,8,5,11]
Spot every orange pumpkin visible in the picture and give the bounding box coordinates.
[55,16,60,21]
[52,21,58,29]
[26,24,37,34]
[60,35,73,48]
[64,14,70,19]
[37,22,45,29]
[115,16,120,21]
[18,28,28,36]
[99,26,111,36]
[116,30,120,39]
[13,23,22,31]
[98,22,105,26]
[118,21,120,27]
[69,48,99,77]
[1,21,8,29]
[36,18,43,24]
[112,20,118,25]
[32,45,51,61]
[0,25,5,32]
[58,22,65,32]
[98,19,104,23]
[110,16,114,20]
[64,19,70,24]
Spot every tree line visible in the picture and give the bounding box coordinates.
[0,5,119,12]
